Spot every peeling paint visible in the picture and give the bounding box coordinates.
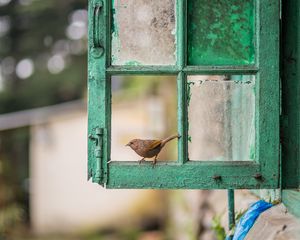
[88,0,279,189]
[188,0,255,65]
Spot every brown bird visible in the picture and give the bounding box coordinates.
[126,134,180,166]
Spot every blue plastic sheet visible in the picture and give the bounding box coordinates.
[231,200,273,240]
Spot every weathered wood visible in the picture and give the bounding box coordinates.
[106,161,277,189]
[88,0,280,189]
[281,0,300,188]
[106,66,180,75]
[88,0,109,184]
[258,0,280,187]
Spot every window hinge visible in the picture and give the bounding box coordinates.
[89,127,104,183]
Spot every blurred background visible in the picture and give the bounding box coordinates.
[0,1,260,240]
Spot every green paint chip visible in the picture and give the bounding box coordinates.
[187,0,255,65]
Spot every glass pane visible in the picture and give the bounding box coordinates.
[188,75,255,161]
[111,0,176,65]
[188,0,255,65]
[111,75,178,163]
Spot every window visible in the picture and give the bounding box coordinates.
[88,0,279,189]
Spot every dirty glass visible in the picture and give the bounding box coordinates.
[187,0,255,65]
[111,0,176,65]
[111,75,178,162]
[187,75,255,161]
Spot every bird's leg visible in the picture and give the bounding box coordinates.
[152,155,158,168]
[139,157,145,164]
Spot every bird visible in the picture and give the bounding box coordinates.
[125,134,180,166]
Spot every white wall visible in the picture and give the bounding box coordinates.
[29,110,160,234]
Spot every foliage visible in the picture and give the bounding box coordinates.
[0,128,29,238]
[211,215,226,240]
[211,208,248,240]
[235,209,246,223]
[0,203,24,235]
[0,0,88,236]
[0,0,87,114]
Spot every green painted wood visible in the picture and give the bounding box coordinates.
[257,0,280,186]
[177,71,188,164]
[282,190,300,218]
[184,66,258,74]
[88,0,109,185]
[187,0,255,65]
[88,0,280,189]
[281,0,300,188]
[228,189,235,230]
[106,66,180,75]
[176,0,188,164]
[106,161,277,189]
[177,0,187,68]
[106,65,258,75]
[281,0,300,221]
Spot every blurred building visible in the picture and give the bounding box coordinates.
[0,100,163,234]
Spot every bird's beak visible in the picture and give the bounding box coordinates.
[125,143,129,146]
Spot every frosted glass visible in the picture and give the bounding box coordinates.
[188,75,255,161]
[111,0,176,65]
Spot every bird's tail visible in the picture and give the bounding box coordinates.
[161,134,180,147]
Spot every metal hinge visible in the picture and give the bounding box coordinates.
[89,127,104,183]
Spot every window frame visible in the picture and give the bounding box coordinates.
[277,0,299,218]
[88,0,280,189]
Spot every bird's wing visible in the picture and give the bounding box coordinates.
[147,140,162,150]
